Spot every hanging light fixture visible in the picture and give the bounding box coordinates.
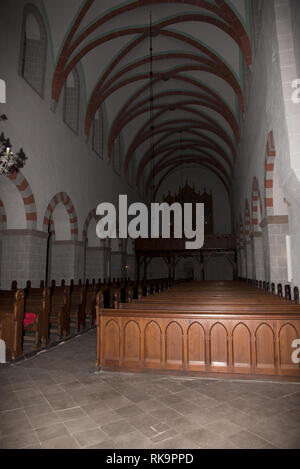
[0,117,27,175]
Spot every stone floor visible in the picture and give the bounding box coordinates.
[0,330,300,449]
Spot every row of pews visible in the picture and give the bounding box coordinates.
[239,277,299,303]
[96,280,300,380]
[0,277,179,361]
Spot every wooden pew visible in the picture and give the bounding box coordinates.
[108,284,120,309]
[85,280,99,327]
[0,290,24,360]
[131,282,143,300]
[96,281,300,380]
[23,287,51,348]
[119,282,133,304]
[49,283,70,339]
[69,280,86,332]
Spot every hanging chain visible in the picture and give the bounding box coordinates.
[149,12,156,202]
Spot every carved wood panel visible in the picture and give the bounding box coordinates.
[124,320,141,364]
[187,322,206,367]
[144,320,162,365]
[99,313,300,379]
[104,320,120,364]
[255,323,275,370]
[232,323,252,370]
[210,323,228,367]
[165,322,184,368]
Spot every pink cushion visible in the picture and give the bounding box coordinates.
[23,313,36,327]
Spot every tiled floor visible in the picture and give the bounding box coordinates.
[1,330,300,449]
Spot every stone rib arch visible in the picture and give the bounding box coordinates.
[52,0,251,106]
[153,160,230,200]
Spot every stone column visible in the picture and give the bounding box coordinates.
[0,229,48,289]
[126,239,136,280]
[261,216,289,285]
[50,240,85,285]
[252,232,265,282]
[110,239,124,279]
[245,241,253,279]
[85,245,106,282]
[239,247,246,279]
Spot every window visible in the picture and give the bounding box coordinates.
[20,5,47,97]
[92,107,104,158]
[63,68,80,134]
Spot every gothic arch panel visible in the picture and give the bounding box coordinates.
[255,323,275,369]
[144,321,162,364]
[165,322,183,366]
[104,320,120,362]
[232,323,252,368]
[124,320,141,363]
[210,322,228,367]
[187,322,205,366]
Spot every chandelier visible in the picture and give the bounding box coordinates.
[0,115,27,175]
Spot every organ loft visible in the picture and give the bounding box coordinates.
[0,0,300,451]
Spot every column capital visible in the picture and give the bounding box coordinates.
[260,216,288,228]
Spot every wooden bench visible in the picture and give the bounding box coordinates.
[96,281,300,380]
[85,280,99,327]
[70,281,86,332]
[50,284,70,339]
[119,282,133,304]
[0,290,24,360]
[23,287,51,348]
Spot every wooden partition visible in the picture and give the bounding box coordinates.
[97,308,300,379]
[0,290,24,360]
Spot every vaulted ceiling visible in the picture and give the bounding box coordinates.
[43,0,252,199]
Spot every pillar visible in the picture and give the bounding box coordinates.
[261,216,289,285]
[252,232,265,282]
[50,240,85,285]
[0,229,48,289]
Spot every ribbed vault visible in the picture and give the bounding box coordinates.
[43,0,251,200]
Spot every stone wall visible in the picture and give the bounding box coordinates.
[235,0,300,289]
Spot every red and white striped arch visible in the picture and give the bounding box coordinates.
[43,192,78,240]
[7,170,37,230]
[244,200,251,242]
[0,200,7,230]
[252,176,263,232]
[239,215,245,247]
[265,131,276,216]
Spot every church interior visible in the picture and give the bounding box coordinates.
[0,0,300,450]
